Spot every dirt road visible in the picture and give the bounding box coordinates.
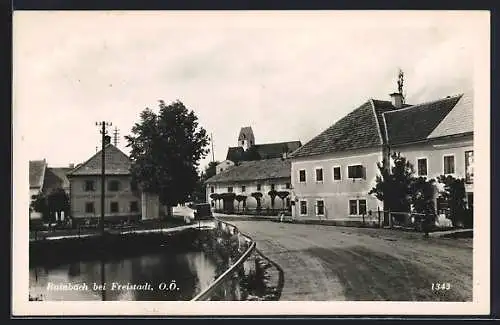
[229,220,472,301]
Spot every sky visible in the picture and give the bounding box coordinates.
[14,11,484,171]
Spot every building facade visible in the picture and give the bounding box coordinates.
[289,90,473,222]
[206,158,293,212]
[67,144,159,221]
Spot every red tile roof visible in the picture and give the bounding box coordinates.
[67,144,132,176]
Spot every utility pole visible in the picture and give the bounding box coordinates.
[96,121,112,237]
[211,133,215,163]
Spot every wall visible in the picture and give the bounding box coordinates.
[141,192,160,220]
[206,178,292,211]
[290,147,384,220]
[69,175,141,219]
[216,160,235,175]
[393,134,473,193]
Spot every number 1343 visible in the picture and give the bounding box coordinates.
[432,283,451,291]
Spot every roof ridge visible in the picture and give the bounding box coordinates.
[369,99,384,146]
[383,94,463,115]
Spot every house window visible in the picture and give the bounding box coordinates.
[85,180,95,192]
[210,186,215,193]
[465,151,474,184]
[110,202,119,213]
[130,201,139,212]
[257,184,261,191]
[444,155,455,174]
[286,183,291,189]
[108,180,120,191]
[299,169,306,183]
[271,184,275,190]
[300,200,307,215]
[349,200,358,215]
[417,158,428,176]
[220,168,223,172]
[347,165,364,179]
[228,187,233,193]
[315,168,324,182]
[241,185,246,192]
[349,199,367,216]
[316,200,325,216]
[358,200,367,215]
[333,166,341,181]
[85,202,95,213]
[130,181,138,191]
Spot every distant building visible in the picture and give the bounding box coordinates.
[66,144,160,221]
[289,89,473,222]
[225,126,302,162]
[215,160,235,175]
[205,158,292,212]
[29,159,47,219]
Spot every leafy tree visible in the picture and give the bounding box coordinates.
[30,193,49,222]
[276,191,290,209]
[251,192,263,211]
[126,100,210,213]
[410,177,436,215]
[47,187,70,223]
[436,175,467,226]
[219,192,236,212]
[268,190,278,210]
[235,195,247,212]
[210,193,221,210]
[369,152,414,213]
[193,160,220,203]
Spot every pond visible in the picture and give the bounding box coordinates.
[29,250,218,301]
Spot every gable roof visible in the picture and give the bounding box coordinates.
[67,144,132,176]
[206,158,291,184]
[238,126,254,140]
[428,92,473,139]
[44,167,71,190]
[290,100,386,158]
[290,92,468,159]
[226,140,302,162]
[29,160,47,189]
[383,94,463,146]
[226,146,244,161]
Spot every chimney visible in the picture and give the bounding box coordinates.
[390,92,404,109]
[69,163,75,169]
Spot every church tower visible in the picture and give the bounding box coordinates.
[237,127,255,151]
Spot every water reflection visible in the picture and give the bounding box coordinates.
[29,251,217,301]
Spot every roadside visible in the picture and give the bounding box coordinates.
[213,212,473,239]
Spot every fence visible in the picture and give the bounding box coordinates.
[191,217,256,301]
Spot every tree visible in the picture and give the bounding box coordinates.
[235,195,247,212]
[210,193,220,210]
[47,188,70,223]
[369,152,414,213]
[436,175,467,226]
[251,192,263,212]
[126,100,210,213]
[30,193,49,222]
[268,190,278,210]
[276,191,290,210]
[220,192,236,212]
[410,177,436,233]
[193,160,220,203]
